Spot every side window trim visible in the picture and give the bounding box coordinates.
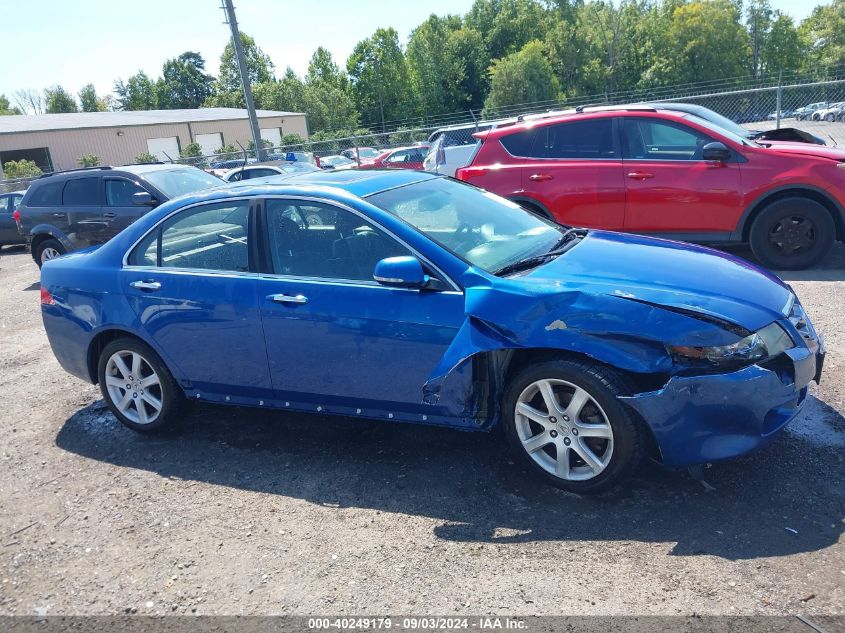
[257,195,461,291]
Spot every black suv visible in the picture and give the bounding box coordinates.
[16,164,224,267]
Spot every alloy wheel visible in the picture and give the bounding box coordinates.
[514,378,614,481]
[41,247,61,263]
[104,350,163,425]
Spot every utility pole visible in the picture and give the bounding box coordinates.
[221,0,266,162]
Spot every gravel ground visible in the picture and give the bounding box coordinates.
[0,243,842,617]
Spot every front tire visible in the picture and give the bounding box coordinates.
[97,338,183,433]
[35,238,65,268]
[502,359,642,494]
[749,197,835,270]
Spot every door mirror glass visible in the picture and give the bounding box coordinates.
[701,142,732,162]
[132,191,158,206]
[373,256,429,289]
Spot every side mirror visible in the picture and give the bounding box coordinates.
[702,142,732,162]
[373,256,430,289]
[132,191,158,206]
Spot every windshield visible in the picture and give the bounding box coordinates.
[278,162,319,174]
[368,178,565,274]
[143,168,224,199]
[683,113,755,146]
[356,148,380,159]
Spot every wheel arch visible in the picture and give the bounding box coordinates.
[737,186,845,242]
[507,196,555,221]
[475,347,665,462]
[86,328,157,384]
[29,226,73,262]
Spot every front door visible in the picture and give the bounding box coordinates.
[103,177,149,239]
[621,117,744,235]
[122,198,272,398]
[257,198,464,415]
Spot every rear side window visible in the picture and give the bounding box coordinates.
[501,119,617,159]
[63,177,100,205]
[27,181,62,207]
[129,201,250,272]
[106,179,144,206]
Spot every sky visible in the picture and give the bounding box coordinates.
[0,0,825,105]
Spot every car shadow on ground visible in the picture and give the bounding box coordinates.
[55,395,844,562]
[720,243,845,282]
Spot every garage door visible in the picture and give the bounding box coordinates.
[146,136,180,162]
[260,127,281,149]
[194,133,223,157]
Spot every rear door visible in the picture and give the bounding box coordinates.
[122,198,272,398]
[621,116,743,235]
[507,117,626,229]
[104,177,149,239]
[61,176,105,248]
[0,195,20,244]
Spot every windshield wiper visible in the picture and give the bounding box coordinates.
[493,228,587,276]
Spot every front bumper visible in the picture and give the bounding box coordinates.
[620,338,824,468]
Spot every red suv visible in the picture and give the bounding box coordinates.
[357,144,430,170]
[456,107,845,269]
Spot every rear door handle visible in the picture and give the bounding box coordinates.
[103,212,116,219]
[53,213,65,217]
[130,280,161,291]
[528,173,554,182]
[268,293,308,305]
[626,171,655,180]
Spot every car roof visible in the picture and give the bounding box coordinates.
[225,168,437,198]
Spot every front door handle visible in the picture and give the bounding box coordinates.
[268,293,308,305]
[103,212,116,219]
[53,213,65,217]
[529,173,554,182]
[627,171,655,180]
[130,280,161,291]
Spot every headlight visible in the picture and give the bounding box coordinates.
[668,322,793,367]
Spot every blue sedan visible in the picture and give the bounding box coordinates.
[39,170,824,493]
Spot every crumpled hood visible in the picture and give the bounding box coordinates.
[521,231,792,332]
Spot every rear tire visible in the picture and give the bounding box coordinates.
[97,337,183,433]
[749,197,835,270]
[34,238,65,268]
[502,359,642,494]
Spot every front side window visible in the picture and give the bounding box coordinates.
[266,199,410,281]
[106,179,144,206]
[368,177,564,274]
[623,118,714,160]
[128,200,250,271]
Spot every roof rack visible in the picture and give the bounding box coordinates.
[38,165,114,179]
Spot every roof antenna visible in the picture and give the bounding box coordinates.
[236,141,249,180]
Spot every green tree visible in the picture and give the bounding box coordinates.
[347,27,413,131]
[746,0,773,78]
[407,15,466,117]
[306,47,348,91]
[157,52,214,109]
[762,12,801,75]
[134,151,159,164]
[655,0,750,85]
[2,159,42,178]
[215,144,239,157]
[213,33,274,106]
[77,154,101,167]
[281,133,305,145]
[179,142,207,167]
[114,71,158,110]
[482,40,560,117]
[44,85,78,113]
[0,94,22,115]
[466,0,551,60]
[800,0,845,72]
[448,28,490,111]
[78,83,107,112]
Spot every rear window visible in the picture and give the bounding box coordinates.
[62,177,100,205]
[26,181,63,207]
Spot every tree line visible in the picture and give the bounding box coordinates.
[2,0,844,137]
